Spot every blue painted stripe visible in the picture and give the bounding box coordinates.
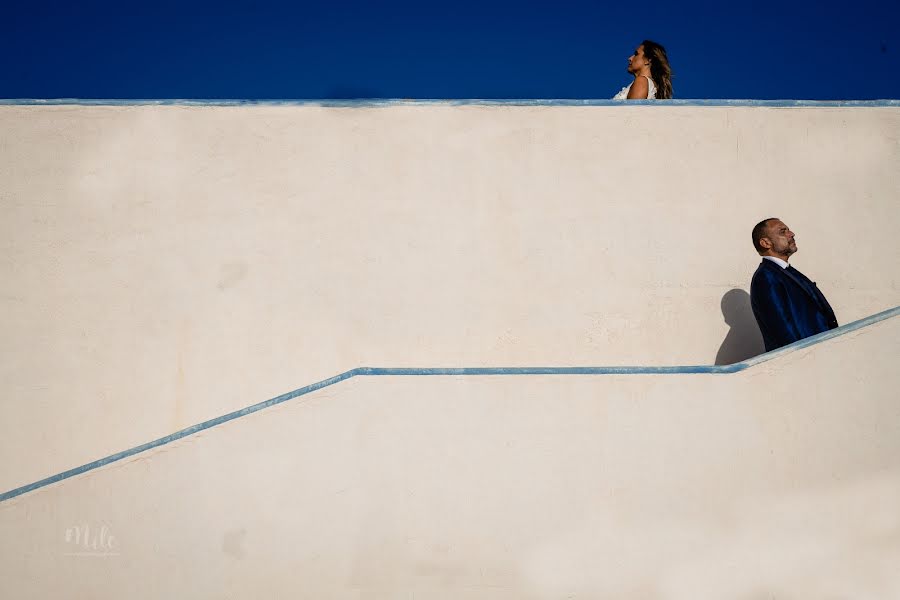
[0,98,898,108]
[1,305,897,504]
[362,365,738,375]
[0,369,360,504]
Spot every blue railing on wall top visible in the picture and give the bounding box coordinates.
[1,305,897,504]
[1,99,899,108]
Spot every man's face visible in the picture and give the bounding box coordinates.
[763,219,797,258]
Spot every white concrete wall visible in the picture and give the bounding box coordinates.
[1,104,898,493]
[1,314,897,598]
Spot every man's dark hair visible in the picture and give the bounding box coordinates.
[752,218,777,254]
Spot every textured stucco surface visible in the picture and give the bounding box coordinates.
[0,315,898,598]
[1,104,898,494]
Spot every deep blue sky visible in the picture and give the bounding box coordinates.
[2,0,898,100]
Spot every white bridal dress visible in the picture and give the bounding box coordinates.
[613,75,657,99]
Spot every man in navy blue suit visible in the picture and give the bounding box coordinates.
[750,218,839,351]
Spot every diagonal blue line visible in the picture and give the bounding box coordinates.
[1,305,897,504]
[0,368,361,504]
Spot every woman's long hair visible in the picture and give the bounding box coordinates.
[642,40,673,99]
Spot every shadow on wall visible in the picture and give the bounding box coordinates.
[715,289,765,365]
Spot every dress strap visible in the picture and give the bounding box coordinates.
[642,75,657,99]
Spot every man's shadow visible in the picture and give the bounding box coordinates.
[715,289,765,365]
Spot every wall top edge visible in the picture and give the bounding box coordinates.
[1,98,899,108]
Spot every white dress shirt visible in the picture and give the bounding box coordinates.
[762,256,790,269]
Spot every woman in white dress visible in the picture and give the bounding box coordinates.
[613,40,673,100]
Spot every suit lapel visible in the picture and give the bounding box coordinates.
[765,260,827,311]
[779,264,810,294]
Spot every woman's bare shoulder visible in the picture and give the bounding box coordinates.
[626,76,649,99]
